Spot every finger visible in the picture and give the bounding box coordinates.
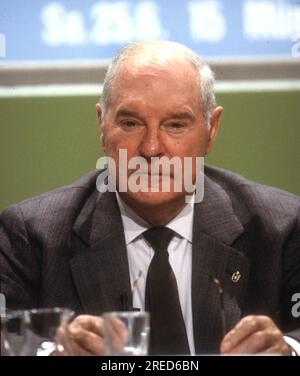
[221,315,273,353]
[108,318,128,342]
[71,341,95,356]
[70,315,104,337]
[51,341,91,356]
[104,317,128,354]
[260,341,291,356]
[69,326,105,355]
[224,330,274,354]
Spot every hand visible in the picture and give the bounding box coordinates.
[60,314,128,356]
[220,315,292,355]
[67,315,105,355]
[104,315,129,355]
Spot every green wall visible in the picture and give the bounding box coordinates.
[0,90,299,212]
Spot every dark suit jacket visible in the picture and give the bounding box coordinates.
[1,166,300,353]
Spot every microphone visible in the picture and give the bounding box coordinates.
[120,293,129,311]
[120,271,143,311]
[119,293,141,312]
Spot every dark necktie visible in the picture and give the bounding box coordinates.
[143,226,190,355]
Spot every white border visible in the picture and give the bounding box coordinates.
[0,81,300,98]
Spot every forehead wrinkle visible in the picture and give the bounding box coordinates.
[111,62,199,105]
[107,72,200,126]
[106,46,201,118]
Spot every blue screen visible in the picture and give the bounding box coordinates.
[0,0,299,61]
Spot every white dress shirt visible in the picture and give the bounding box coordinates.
[116,193,195,354]
[115,193,300,356]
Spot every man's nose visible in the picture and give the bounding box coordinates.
[139,127,164,159]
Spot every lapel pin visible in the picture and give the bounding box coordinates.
[231,271,241,283]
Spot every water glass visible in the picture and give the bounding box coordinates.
[103,311,150,356]
[1,307,74,356]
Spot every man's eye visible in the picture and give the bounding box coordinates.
[171,123,184,128]
[120,120,140,130]
[164,123,186,132]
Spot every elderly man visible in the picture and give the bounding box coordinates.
[0,40,299,356]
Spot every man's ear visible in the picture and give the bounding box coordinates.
[96,103,102,128]
[205,106,223,155]
[96,103,105,151]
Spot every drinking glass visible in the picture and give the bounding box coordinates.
[103,311,150,356]
[1,307,74,356]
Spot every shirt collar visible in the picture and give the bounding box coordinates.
[116,192,194,245]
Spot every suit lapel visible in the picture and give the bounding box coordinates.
[68,171,251,353]
[69,190,132,315]
[192,175,250,354]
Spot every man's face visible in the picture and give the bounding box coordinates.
[99,62,221,209]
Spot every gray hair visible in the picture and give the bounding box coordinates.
[100,40,216,127]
